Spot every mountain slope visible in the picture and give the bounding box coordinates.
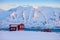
[0,6,60,29]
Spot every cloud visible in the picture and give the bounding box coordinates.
[0,2,60,10]
[0,3,20,10]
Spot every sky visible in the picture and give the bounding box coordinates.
[0,0,60,10]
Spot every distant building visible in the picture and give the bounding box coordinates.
[9,23,24,31]
[18,23,24,30]
[44,29,51,32]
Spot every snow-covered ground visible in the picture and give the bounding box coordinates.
[0,31,60,40]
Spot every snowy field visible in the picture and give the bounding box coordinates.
[0,31,60,40]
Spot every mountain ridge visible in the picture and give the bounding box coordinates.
[0,6,60,28]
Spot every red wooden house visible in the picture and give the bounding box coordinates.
[9,23,24,31]
[18,23,24,30]
[9,24,17,31]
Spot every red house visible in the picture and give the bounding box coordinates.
[9,24,17,31]
[9,23,24,31]
[18,23,24,30]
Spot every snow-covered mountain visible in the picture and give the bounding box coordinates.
[0,6,60,29]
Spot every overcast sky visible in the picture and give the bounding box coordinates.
[0,0,60,10]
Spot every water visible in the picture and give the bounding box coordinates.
[0,27,60,32]
[51,29,60,32]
